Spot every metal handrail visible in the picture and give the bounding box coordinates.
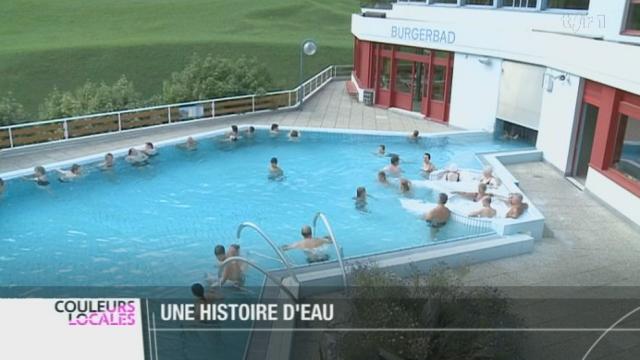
[236,222,300,284]
[217,256,297,302]
[312,212,348,290]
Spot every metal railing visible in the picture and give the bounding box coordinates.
[236,222,300,284]
[449,212,494,232]
[217,256,298,302]
[0,64,353,150]
[312,212,348,290]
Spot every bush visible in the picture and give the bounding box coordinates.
[162,54,272,103]
[39,76,140,119]
[0,92,27,126]
[339,265,524,360]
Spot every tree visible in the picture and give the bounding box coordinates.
[162,54,272,103]
[39,76,140,119]
[0,92,27,126]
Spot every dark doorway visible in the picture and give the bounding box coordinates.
[572,103,599,183]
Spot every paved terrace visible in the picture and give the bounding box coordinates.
[1,81,639,289]
[0,81,450,174]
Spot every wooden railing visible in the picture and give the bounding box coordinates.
[0,65,353,150]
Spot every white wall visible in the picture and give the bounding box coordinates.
[449,54,502,131]
[536,68,582,173]
[586,167,640,225]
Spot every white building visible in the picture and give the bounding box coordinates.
[350,0,640,225]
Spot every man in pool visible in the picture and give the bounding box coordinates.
[453,183,493,202]
[177,137,198,151]
[354,186,368,211]
[100,153,115,170]
[377,144,386,156]
[227,125,240,141]
[377,171,389,185]
[384,154,402,176]
[219,244,245,287]
[469,196,497,218]
[288,129,300,139]
[424,193,451,228]
[504,193,529,219]
[268,157,284,180]
[270,123,279,135]
[191,283,223,321]
[126,148,149,166]
[0,177,4,195]
[245,126,256,138]
[408,130,420,142]
[281,225,333,263]
[24,166,49,186]
[399,179,412,196]
[142,142,157,156]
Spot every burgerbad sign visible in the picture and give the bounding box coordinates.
[391,25,456,45]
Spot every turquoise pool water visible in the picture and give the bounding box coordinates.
[0,129,530,287]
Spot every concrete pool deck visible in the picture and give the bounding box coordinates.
[1,80,639,288]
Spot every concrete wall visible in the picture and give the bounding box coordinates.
[586,167,640,225]
[536,68,583,173]
[449,54,502,131]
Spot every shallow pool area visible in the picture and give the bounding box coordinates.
[0,128,532,287]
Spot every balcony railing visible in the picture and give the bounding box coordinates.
[0,64,353,150]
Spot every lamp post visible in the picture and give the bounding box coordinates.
[299,39,317,109]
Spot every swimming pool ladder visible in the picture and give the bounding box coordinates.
[236,222,300,284]
[312,212,348,290]
[218,256,298,302]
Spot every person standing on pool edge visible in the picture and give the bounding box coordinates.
[268,157,284,180]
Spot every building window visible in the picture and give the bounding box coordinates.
[625,0,640,34]
[502,0,538,8]
[612,115,640,182]
[465,0,494,5]
[431,65,446,100]
[379,58,391,90]
[395,60,413,93]
[546,0,589,10]
[431,0,458,4]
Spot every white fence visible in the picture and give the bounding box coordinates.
[0,65,353,149]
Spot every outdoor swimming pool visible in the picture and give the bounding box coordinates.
[0,129,531,287]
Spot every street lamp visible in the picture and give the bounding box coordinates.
[299,39,317,109]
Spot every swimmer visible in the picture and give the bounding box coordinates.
[469,196,497,218]
[191,283,223,320]
[142,142,157,156]
[377,171,389,185]
[0,177,4,195]
[442,164,461,182]
[126,148,149,166]
[504,193,528,219]
[424,193,451,228]
[479,165,501,188]
[270,123,280,135]
[219,244,245,287]
[384,154,402,176]
[24,166,49,186]
[354,186,368,211]
[377,144,386,156]
[100,153,115,170]
[268,157,284,180]
[399,179,412,196]
[57,164,82,182]
[453,183,493,202]
[422,152,436,174]
[245,126,256,137]
[408,130,420,142]
[288,129,300,140]
[214,245,226,264]
[281,225,333,263]
[227,125,240,141]
[178,137,198,151]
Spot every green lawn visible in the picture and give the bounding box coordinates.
[0,0,357,118]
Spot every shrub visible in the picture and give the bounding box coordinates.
[0,92,27,126]
[39,76,140,119]
[162,54,272,103]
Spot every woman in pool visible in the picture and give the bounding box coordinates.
[354,186,368,211]
[421,152,436,175]
[383,154,402,176]
[479,166,501,188]
[270,123,279,135]
[268,157,284,180]
[177,137,198,151]
[280,225,333,263]
[142,142,157,156]
[57,164,82,182]
[126,148,149,166]
[227,125,240,141]
[377,144,386,156]
[408,130,420,142]
[377,171,389,185]
[245,126,256,138]
[24,166,49,186]
[100,153,115,170]
[399,179,412,196]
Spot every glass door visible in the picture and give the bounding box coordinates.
[572,103,599,183]
[412,62,425,113]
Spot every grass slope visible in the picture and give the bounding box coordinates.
[0,0,357,118]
